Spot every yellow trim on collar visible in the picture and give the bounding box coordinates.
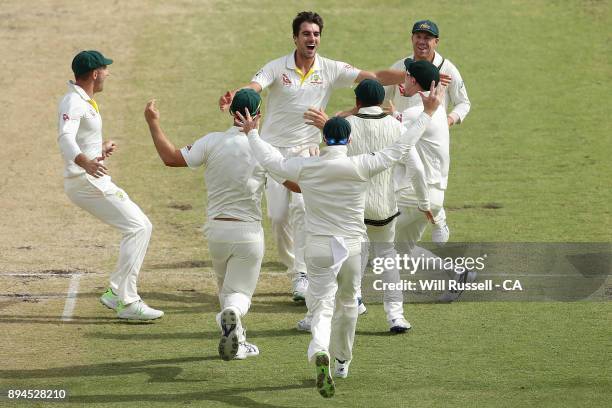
[295,67,315,85]
[87,99,99,113]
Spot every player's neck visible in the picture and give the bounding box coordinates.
[413,52,435,63]
[75,80,95,98]
[294,51,315,74]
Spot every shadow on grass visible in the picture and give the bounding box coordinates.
[65,379,313,408]
[86,327,303,341]
[0,355,313,408]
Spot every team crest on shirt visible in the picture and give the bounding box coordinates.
[310,73,323,85]
[62,113,70,121]
[282,73,292,86]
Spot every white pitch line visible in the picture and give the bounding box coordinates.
[61,274,82,322]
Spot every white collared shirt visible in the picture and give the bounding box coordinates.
[252,52,360,147]
[57,81,105,179]
[384,51,471,124]
[247,112,431,238]
[181,126,267,222]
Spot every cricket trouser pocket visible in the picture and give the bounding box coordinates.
[205,220,264,316]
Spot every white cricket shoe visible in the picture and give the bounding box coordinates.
[334,359,351,379]
[235,341,260,360]
[218,308,240,361]
[117,300,164,321]
[432,223,450,246]
[292,274,308,302]
[357,297,367,315]
[100,288,119,310]
[439,271,478,303]
[389,317,412,334]
[297,314,312,332]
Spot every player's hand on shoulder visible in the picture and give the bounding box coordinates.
[303,107,329,130]
[308,145,320,157]
[144,99,160,124]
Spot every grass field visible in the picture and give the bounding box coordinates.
[1,0,610,407]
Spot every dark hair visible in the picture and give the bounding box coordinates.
[292,11,323,37]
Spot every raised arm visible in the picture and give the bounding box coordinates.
[144,100,187,167]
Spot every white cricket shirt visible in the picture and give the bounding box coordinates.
[384,51,471,123]
[181,126,266,222]
[247,112,431,239]
[400,105,450,190]
[252,52,360,148]
[57,81,106,179]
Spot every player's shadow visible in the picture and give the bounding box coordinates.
[64,379,314,408]
[0,356,215,383]
[86,327,300,341]
[149,260,286,271]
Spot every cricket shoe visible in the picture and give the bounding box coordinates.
[100,288,119,310]
[234,341,260,360]
[292,274,308,302]
[438,271,478,303]
[357,297,367,315]
[389,317,412,334]
[334,359,351,379]
[116,300,164,321]
[297,314,312,332]
[432,223,450,247]
[315,352,335,398]
[218,308,240,361]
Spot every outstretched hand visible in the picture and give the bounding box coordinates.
[235,109,260,134]
[419,81,446,116]
[303,107,329,130]
[144,99,160,124]
[219,91,234,112]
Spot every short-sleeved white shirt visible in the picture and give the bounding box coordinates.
[180,126,266,222]
[252,52,360,148]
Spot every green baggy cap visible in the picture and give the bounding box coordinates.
[323,116,351,146]
[230,89,262,116]
[72,50,113,77]
[404,58,440,91]
[354,79,385,107]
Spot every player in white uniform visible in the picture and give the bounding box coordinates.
[385,20,471,245]
[219,12,406,312]
[237,80,443,397]
[57,50,163,321]
[394,59,476,301]
[144,90,298,360]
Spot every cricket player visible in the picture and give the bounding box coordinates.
[218,11,406,313]
[237,80,443,397]
[57,50,163,321]
[305,79,434,333]
[144,89,297,360]
[394,59,476,301]
[385,19,471,245]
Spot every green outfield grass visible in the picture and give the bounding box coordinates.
[1,0,611,407]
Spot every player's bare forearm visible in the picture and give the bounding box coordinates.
[144,100,187,167]
[357,69,405,86]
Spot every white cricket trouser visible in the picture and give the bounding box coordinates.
[362,219,404,321]
[64,175,152,305]
[206,220,264,343]
[266,144,315,279]
[305,235,362,363]
[395,185,445,256]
